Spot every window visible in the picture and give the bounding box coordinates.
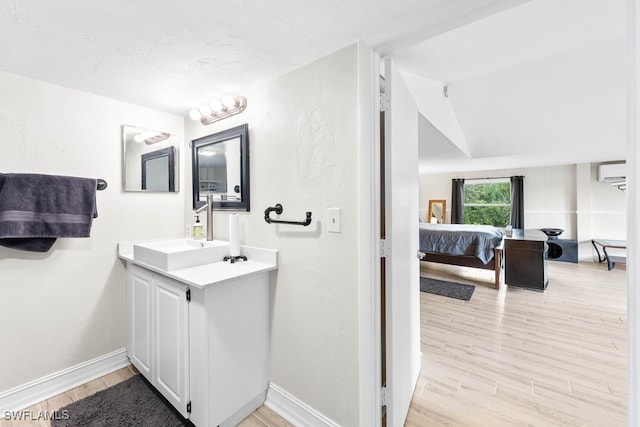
[463,179,510,227]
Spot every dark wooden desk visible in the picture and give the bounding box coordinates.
[504,229,549,291]
[592,239,627,270]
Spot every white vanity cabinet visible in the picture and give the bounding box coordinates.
[188,273,270,427]
[127,265,152,378]
[127,264,190,417]
[121,241,278,427]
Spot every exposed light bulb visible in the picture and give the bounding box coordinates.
[190,95,246,125]
[199,105,213,116]
[222,95,237,108]
[210,99,224,112]
[189,109,202,121]
[134,134,144,143]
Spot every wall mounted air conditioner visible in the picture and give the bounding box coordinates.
[597,162,626,182]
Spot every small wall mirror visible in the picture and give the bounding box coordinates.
[191,123,250,211]
[428,199,446,224]
[122,125,180,192]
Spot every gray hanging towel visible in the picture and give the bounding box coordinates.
[0,173,98,252]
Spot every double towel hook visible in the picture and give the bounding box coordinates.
[264,203,312,226]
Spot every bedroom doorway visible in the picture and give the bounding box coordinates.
[378,57,422,427]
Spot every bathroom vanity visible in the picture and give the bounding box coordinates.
[118,239,278,426]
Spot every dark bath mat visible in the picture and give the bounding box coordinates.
[52,374,191,427]
[420,277,475,301]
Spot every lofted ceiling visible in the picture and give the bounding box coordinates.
[0,0,626,175]
[393,0,627,174]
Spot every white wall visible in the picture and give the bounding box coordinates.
[0,71,185,392]
[420,165,577,234]
[401,71,470,156]
[588,163,627,240]
[184,45,361,426]
[420,162,627,260]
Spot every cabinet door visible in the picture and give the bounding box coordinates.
[505,240,548,289]
[153,275,190,417]
[128,265,153,377]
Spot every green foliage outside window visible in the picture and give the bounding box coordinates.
[463,182,511,227]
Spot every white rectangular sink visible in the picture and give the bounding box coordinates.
[133,238,229,271]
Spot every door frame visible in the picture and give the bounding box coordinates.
[627,1,639,425]
[356,42,383,427]
[358,46,421,427]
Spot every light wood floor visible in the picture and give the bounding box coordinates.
[0,365,290,427]
[408,260,627,426]
[2,261,627,426]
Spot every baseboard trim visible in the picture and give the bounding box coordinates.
[265,383,340,427]
[0,348,129,412]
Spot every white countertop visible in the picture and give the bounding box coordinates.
[118,239,278,289]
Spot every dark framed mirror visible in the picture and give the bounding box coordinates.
[142,147,176,191]
[191,123,250,211]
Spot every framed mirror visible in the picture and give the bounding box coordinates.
[428,199,446,224]
[191,123,250,211]
[122,125,180,192]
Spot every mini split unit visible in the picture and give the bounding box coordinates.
[597,162,626,191]
[597,162,626,182]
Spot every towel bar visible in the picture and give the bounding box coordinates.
[97,179,107,190]
[264,203,312,226]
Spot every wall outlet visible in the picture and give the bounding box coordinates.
[185,224,192,237]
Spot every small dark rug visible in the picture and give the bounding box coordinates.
[52,375,190,427]
[420,277,475,301]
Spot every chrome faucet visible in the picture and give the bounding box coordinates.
[195,194,214,241]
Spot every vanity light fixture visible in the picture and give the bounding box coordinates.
[189,95,247,125]
[133,131,171,145]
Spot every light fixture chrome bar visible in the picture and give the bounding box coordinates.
[200,97,247,125]
[144,132,171,144]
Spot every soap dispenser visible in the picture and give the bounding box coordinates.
[193,215,203,239]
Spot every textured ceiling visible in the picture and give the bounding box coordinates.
[0,0,526,116]
[0,0,625,174]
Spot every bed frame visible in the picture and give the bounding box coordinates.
[421,242,504,289]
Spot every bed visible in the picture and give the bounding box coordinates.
[419,223,504,289]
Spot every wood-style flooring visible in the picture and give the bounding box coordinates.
[1,261,627,426]
[0,365,290,427]
[409,260,627,426]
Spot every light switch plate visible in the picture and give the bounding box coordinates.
[327,208,341,233]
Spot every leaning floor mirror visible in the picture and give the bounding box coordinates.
[428,199,446,224]
[122,125,180,192]
[191,123,250,211]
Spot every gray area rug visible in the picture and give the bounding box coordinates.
[52,375,190,427]
[420,277,475,301]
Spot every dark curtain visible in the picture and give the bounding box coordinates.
[510,175,525,229]
[450,179,465,224]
